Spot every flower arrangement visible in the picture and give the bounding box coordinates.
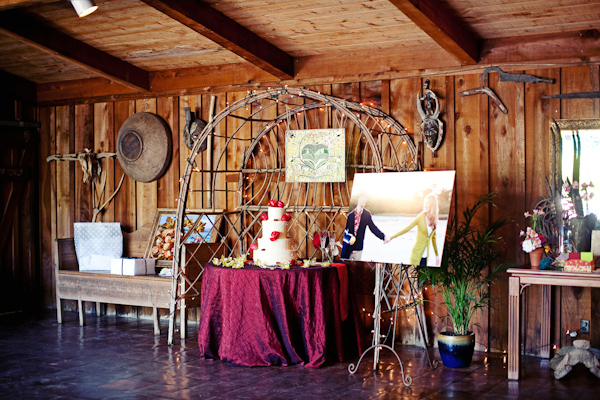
[562,179,594,219]
[212,255,247,269]
[520,209,547,253]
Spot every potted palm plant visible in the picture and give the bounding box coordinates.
[414,192,511,368]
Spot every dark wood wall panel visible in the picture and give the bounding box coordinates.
[35,65,600,354]
[114,100,136,232]
[38,107,55,307]
[487,71,525,352]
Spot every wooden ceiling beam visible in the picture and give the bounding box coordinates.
[35,29,600,106]
[480,29,600,65]
[387,0,478,65]
[0,9,150,91]
[141,0,294,80]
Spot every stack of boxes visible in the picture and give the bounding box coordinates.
[110,258,156,276]
[563,252,596,273]
[560,232,600,273]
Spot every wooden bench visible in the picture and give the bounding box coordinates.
[55,226,220,337]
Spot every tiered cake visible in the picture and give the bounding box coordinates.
[254,201,295,265]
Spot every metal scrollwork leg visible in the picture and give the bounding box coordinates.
[347,263,412,386]
[348,344,412,386]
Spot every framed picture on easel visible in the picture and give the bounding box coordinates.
[341,171,455,266]
[144,209,222,268]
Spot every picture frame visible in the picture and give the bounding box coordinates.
[285,128,345,182]
[341,171,455,266]
[144,208,222,268]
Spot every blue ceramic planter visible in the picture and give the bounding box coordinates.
[437,332,475,368]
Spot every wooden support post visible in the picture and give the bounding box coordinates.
[153,307,160,335]
[180,299,187,339]
[56,296,62,324]
[78,298,85,326]
[207,95,216,209]
[508,276,520,380]
[540,285,552,359]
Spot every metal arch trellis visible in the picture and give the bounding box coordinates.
[167,86,418,344]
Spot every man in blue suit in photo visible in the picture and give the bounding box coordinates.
[341,195,389,260]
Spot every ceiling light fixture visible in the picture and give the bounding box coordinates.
[70,0,98,18]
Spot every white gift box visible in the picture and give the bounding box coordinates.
[111,258,156,275]
[144,258,156,275]
[89,254,113,271]
[74,222,123,271]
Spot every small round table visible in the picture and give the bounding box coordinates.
[198,261,361,367]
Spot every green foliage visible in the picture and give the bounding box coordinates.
[414,192,512,336]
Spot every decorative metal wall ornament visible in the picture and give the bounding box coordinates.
[481,65,555,85]
[183,107,207,151]
[417,79,444,157]
[458,86,508,114]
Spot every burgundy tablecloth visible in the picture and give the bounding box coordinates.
[198,262,363,367]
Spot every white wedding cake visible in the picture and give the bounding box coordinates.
[254,201,295,265]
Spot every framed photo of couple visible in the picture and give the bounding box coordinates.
[341,171,455,267]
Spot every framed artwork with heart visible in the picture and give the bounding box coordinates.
[285,128,345,182]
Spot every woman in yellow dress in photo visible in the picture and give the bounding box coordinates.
[389,193,439,266]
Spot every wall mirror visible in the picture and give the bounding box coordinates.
[550,118,600,252]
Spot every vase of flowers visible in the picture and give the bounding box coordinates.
[521,209,547,269]
[561,180,597,252]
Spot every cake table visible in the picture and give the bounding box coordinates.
[198,261,363,367]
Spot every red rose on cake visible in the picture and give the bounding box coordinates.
[281,213,291,221]
[270,231,280,241]
[268,199,277,207]
[260,213,268,221]
[249,242,258,251]
[276,200,284,208]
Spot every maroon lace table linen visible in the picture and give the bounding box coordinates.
[198,262,362,367]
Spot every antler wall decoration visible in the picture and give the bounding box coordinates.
[46,149,125,222]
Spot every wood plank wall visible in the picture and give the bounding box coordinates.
[0,95,38,313]
[35,65,600,354]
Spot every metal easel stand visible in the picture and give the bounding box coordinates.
[348,263,412,386]
[383,263,436,370]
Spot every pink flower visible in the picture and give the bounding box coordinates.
[270,231,280,241]
[572,181,579,189]
[249,242,258,251]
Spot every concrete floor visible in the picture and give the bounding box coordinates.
[1,310,599,399]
